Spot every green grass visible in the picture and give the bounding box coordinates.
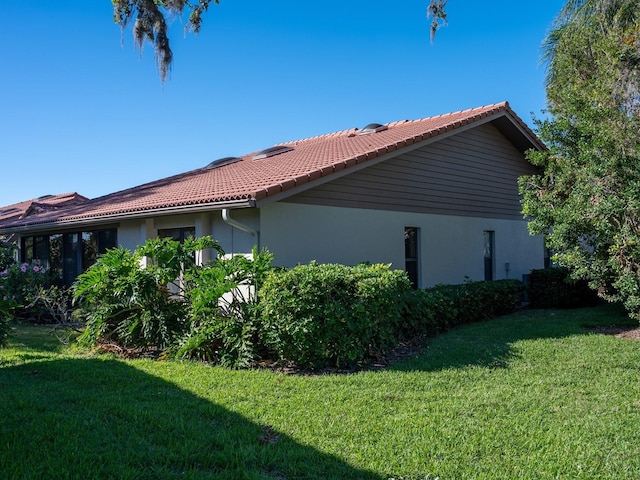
[1,304,640,479]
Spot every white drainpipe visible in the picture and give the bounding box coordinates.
[222,208,259,249]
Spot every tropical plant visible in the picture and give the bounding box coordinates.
[74,236,220,351]
[176,247,274,367]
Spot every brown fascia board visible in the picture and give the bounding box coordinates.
[491,113,546,154]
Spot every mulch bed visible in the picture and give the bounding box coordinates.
[585,324,640,340]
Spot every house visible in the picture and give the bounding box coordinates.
[0,102,546,287]
[0,192,88,247]
[0,193,88,227]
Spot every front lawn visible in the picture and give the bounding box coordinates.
[1,304,639,479]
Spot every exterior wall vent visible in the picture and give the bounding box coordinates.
[205,157,241,169]
[359,123,388,135]
[253,145,294,160]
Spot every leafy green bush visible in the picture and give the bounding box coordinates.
[0,239,15,271]
[74,247,186,350]
[401,288,453,336]
[176,247,274,367]
[75,236,275,365]
[527,267,598,309]
[429,279,526,326]
[75,237,220,351]
[0,261,51,320]
[0,294,10,347]
[259,263,411,369]
[400,279,526,334]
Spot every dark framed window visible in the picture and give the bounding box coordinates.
[544,246,552,269]
[21,236,34,263]
[484,230,495,281]
[405,227,420,289]
[21,228,117,285]
[63,233,80,286]
[49,234,63,283]
[158,227,196,243]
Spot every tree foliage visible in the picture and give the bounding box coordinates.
[117,1,452,81]
[520,0,640,318]
[427,0,448,41]
[112,0,218,82]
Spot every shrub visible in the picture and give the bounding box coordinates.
[0,254,51,346]
[176,247,274,367]
[74,237,221,351]
[0,261,51,320]
[74,247,188,350]
[0,297,10,347]
[75,235,275,364]
[0,239,14,271]
[259,263,411,369]
[0,255,54,347]
[401,288,453,336]
[427,279,525,326]
[527,267,598,309]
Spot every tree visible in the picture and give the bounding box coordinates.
[520,0,640,319]
[119,1,449,81]
[112,0,218,82]
[427,0,448,41]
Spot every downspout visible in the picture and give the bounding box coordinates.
[222,208,260,250]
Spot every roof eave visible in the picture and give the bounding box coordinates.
[0,198,256,235]
[255,108,543,207]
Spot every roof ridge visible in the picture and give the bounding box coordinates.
[388,102,509,128]
[281,102,510,144]
[280,127,360,145]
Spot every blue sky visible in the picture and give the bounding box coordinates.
[0,1,565,207]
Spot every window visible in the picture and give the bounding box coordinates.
[62,233,80,286]
[21,229,117,285]
[484,230,495,281]
[405,227,420,289]
[49,234,63,283]
[158,227,195,243]
[544,245,552,269]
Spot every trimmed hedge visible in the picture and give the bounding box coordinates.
[527,268,598,309]
[259,263,411,368]
[426,279,526,327]
[259,262,527,369]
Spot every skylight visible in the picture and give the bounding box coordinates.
[359,123,388,135]
[253,145,294,160]
[205,157,241,169]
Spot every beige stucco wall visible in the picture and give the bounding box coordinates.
[115,209,260,259]
[260,202,544,288]
[112,200,543,288]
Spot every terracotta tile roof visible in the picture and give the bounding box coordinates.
[0,102,543,231]
[0,193,88,226]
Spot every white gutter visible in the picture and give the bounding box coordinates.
[222,208,259,239]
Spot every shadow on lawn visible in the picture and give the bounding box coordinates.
[0,357,381,480]
[389,304,633,373]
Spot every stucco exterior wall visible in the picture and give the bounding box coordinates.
[115,208,260,258]
[260,202,544,287]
